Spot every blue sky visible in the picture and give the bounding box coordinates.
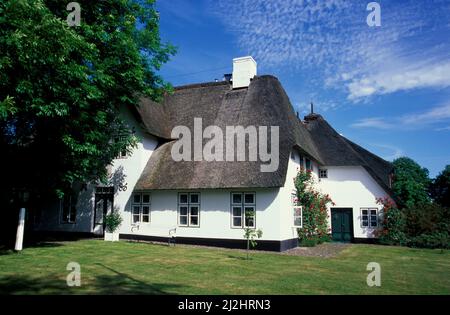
[155,0,450,177]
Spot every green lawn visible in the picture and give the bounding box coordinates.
[0,240,449,294]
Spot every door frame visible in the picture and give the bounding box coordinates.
[330,207,354,242]
[93,187,114,234]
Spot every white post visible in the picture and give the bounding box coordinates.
[15,208,26,251]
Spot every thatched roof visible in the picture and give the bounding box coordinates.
[133,97,172,139]
[304,114,393,192]
[133,75,392,192]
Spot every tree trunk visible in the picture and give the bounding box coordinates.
[247,238,249,260]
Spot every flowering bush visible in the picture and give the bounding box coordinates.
[376,197,408,246]
[294,167,333,246]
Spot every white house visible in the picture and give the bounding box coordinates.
[32,56,393,251]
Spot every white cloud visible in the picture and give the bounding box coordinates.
[348,61,450,100]
[213,0,450,101]
[351,103,450,130]
[350,118,395,130]
[401,102,450,125]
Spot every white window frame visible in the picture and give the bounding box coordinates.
[293,206,303,228]
[319,169,328,178]
[231,192,256,228]
[178,193,200,227]
[60,195,77,224]
[131,192,151,224]
[361,208,378,228]
[291,191,302,228]
[114,135,128,159]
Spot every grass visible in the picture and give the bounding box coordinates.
[0,240,449,294]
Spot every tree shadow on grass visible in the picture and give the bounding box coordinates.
[92,263,186,295]
[0,264,187,295]
[226,254,248,261]
[0,242,64,256]
[0,273,186,295]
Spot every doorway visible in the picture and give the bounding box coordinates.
[93,187,114,235]
[331,208,354,242]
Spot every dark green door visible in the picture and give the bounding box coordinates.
[331,208,354,242]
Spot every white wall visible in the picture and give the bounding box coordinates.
[276,149,321,241]
[119,188,284,241]
[108,107,158,218]
[35,188,94,233]
[317,166,389,238]
[34,107,158,234]
[277,149,301,241]
[276,149,389,240]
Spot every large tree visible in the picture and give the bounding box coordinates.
[0,0,175,204]
[392,157,431,209]
[430,165,450,207]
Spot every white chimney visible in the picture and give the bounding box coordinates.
[232,56,257,89]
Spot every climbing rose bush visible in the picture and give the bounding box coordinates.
[375,197,408,246]
[294,167,333,246]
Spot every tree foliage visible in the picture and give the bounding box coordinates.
[392,157,431,209]
[430,165,450,207]
[0,0,175,201]
[243,226,263,260]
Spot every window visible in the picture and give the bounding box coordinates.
[305,158,312,170]
[291,192,298,206]
[132,192,151,224]
[319,169,328,178]
[299,155,304,168]
[231,192,255,228]
[361,208,378,227]
[178,193,200,227]
[291,191,302,227]
[114,135,128,159]
[293,207,303,227]
[60,195,77,224]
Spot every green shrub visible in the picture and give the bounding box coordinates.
[377,198,450,249]
[404,203,450,236]
[409,232,450,249]
[403,203,450,249]
[299,238,318,247]
[104,212,123,233]
[298,235,329,247]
